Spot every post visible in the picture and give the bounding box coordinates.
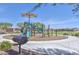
[19,44,21,54]
[28,12,30,24]
[30,23,32,36]
[47,25,50,37]
[28,12,31,37]
[52,29,53,36]
[34,30,35,36]
[56,29,57,36]
[42,24,45,37]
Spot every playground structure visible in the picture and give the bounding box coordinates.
[20,21,59,38]
[21,22,76,39]
[21,12,59,38]
[20,22,45,38]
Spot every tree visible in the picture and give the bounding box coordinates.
[33,22,45,29]
[31,3,56,12]
[32,22,45,37]
[71,4,79,16]
[0,22,12,29]
[17,22,28,28]
[31,3,79,16]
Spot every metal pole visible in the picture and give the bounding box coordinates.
[28,12,31,37]
[19,44,21,54]
[31,23,32,36]
[29,12,30,24]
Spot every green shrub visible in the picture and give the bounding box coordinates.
[0,41,12,51]
[63,33,69,35]
[74,33,79,36]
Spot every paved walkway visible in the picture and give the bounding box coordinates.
[22,36,79,53]
[0,34,79,53]
[0,34,16,43]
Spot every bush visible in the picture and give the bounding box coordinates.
[74,33,79,36]
[0,41,12,51]
[63,33,69,35]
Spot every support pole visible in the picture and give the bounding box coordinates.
[28,12,31,37]
[19,44,21,54]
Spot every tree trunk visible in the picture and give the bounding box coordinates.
[56,29,57,36]
[52,29,53,36]
[42,25,45,38]
[34,30,35,36]
[47,25,50,37]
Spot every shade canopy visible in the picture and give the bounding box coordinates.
[21,13,37,18]
[12,35,28,44]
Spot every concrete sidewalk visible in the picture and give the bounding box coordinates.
[22,36,79,53]
[0,34,79,53]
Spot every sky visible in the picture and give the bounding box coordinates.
[0,3,79,29]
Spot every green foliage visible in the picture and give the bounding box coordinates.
[74,33,79,36]
[17,22,45,30]
[17,22,30,28]
[17,22,25,28]
[0,41,12,51]
[0,22,12,29]
[63,33,69,35]
[33,22,45,29]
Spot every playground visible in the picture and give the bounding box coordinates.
[1,3,79,55]
[0,34,79,55]
[2,21,68,41]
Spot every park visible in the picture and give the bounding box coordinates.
[0,3,79,55]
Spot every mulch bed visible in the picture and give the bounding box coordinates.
[3,34,67,41]
[30,35,67,41]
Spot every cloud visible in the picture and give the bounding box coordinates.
[42,17,79,25]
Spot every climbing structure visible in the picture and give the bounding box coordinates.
[21,22,45,38]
